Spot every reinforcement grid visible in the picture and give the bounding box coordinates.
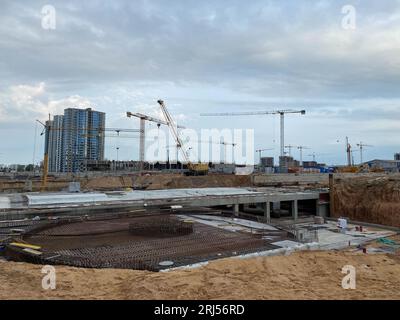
[9,215,280,271]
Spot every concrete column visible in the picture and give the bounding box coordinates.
[273,202,281,210]
[316,199,320,216]
[329,173,334,216]
[264,202,271,223]
[233,204,239,216]
[291,200,298,220]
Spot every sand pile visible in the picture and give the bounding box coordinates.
[332,176,400,227]
[1,250,399,300]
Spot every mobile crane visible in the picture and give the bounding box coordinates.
[157,100,209,175]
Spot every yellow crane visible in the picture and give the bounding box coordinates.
[157,100,209,175]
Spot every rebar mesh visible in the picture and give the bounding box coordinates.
[4,214,285,271]
[128,217,193,237]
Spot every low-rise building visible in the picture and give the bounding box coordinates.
[364,159,400,173]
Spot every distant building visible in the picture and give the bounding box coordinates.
[279,156,299,168]
[85,160,142,172]
[364,159,400,173]
[303,161,317,168]
[395,153,400,161]
[47,115,64,173]
[260,157,274,167]
[62,108,105,172]
[45,108,105,173]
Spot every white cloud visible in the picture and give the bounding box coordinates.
[0,82,93,122]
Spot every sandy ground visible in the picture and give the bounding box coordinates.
[333,175,400,227]
[1,249,399,300]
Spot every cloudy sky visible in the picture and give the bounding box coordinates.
[0,0,399,165]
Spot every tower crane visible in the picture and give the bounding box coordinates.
[308,152,317,162]
[297,146,310,166]
[158,99,209,175]
[284,144,297,157]
[356,142,373,164]
[126,112,185,171]
[220,140,237,164]
[200,109,306,158]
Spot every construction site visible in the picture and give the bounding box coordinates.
[0,169,400,299]
[0,95,400,300]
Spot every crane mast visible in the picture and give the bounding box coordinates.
[157,100,189,163]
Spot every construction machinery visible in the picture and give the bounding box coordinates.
[36,116,51,191]
[335,136,358,172]
[201,109,306,158]
[126,112,185,171]
[338,137,373,172]
[157,100,209,175]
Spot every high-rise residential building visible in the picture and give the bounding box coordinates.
[45,108,105,173]
[46,115,64,173]
[62,108,105,172]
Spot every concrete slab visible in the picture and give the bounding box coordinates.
[22,188,264,207]
[184,214,278,231]
[272,240,302,248]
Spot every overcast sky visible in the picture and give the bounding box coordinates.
[0,0,399,165]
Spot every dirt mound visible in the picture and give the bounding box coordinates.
[0,250,399,299]
[81,175,133,190]
[332,176,400,227]
[80,174,252,191]
[135,174,251,190]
